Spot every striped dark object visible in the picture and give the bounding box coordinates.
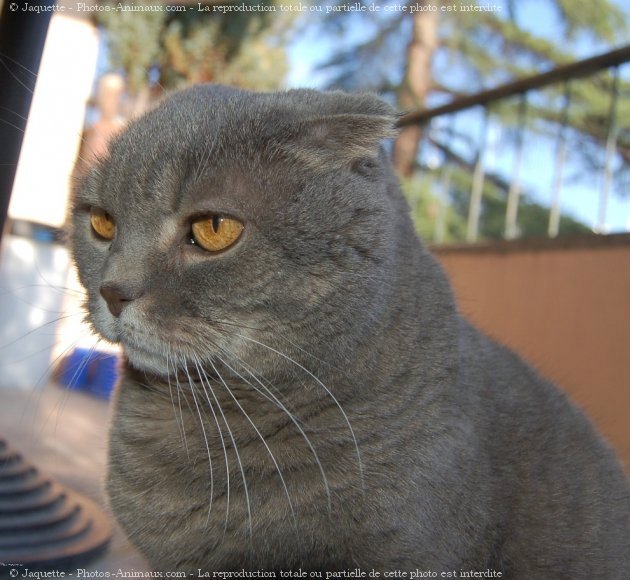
[0,439,111,572]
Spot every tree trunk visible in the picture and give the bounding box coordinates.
[393,4,439,177]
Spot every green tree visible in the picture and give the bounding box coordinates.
[96,0,293,102]
[319,0,629,241]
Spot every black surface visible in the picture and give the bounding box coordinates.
[0,439,112,574]
[0,0,55,243]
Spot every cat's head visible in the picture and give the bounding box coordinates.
[69,85,412,385]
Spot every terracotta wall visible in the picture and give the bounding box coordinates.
[433,234,630,470]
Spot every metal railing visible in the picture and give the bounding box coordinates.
[397,45,630,243]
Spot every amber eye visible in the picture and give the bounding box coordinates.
[191,215,244,253]
[90,208,116,241]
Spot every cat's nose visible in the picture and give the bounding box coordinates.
[100,283,142,317]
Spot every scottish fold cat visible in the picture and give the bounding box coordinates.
[69,85,630,576]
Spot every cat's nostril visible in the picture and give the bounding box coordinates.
[99,283,140,318]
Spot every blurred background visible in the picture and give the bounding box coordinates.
[0,0,628,571]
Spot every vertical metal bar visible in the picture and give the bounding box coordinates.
[415,121,430,224]
[435,167,451,244]
[504,94,528,240]
[467,107,489,243]
[434,114,456,244]
[548,82,572,238]
[597,65,620,234]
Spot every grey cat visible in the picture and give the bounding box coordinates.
[69,85,630,576]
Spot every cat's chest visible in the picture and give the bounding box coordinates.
[109,384,349,568]
[111,375,329,505]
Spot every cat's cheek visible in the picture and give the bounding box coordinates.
[94,319,120,344]
[88,297,122,343]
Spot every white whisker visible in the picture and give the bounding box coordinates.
[0,313,78,351]
[0,51,39,76]
[165,348,189,460]
[190,354,252,542]
[234,332,364,492]
[0,116,26,134]
[205,357,297,529]
[181,354,215,526]
[49,339,102,440]
[191,354,232,537]
[215,349,332,515]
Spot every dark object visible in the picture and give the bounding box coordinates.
[58,348,119,399]
[397,45,630,127]
[0,0,55,243]
[9,219,65,244]
[0,439,111,572]
[0,4,111,572]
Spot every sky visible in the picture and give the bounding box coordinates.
[284,0,630,233]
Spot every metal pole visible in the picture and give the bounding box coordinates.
[548,82,572,238]
[467,107,489,243]
[398,45,630,128]
[435,167,451,244]
[504,94,528,240]
[597,65,620,234]
[434,115,456,244]
[0,0,55,245]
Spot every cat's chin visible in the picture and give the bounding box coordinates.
[123,345,171,377]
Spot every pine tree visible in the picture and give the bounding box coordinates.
[318,0,628,240]
[96,0,294,104]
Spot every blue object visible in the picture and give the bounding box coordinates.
[59,348,119,399]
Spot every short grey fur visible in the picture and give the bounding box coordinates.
[69,85,630,576]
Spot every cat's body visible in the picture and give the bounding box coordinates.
[70,86,630,576]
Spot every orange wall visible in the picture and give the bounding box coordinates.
[433,234,630,470]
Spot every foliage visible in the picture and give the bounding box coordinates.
[401,176,467,243]
[318,0,629,241]
[446,167,590,240]
[321,0,627,94]
[161,18,287,91]
[96,0,293,96]
[96,7,164,95]
[402,169,589,243]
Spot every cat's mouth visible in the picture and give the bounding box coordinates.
[106,314,175,376]
[99,306,235,379]
[119,330,208,379]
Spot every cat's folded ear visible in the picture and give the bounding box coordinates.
[300,113,397,163]
[273,93,399,170]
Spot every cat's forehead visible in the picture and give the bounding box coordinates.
[88,107,270,216]
[81,84,396,219]
[86,151,264,223]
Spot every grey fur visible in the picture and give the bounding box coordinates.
[69,85,630,576]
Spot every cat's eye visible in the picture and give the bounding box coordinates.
[90,208,116,241]
[190,215,244,253]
